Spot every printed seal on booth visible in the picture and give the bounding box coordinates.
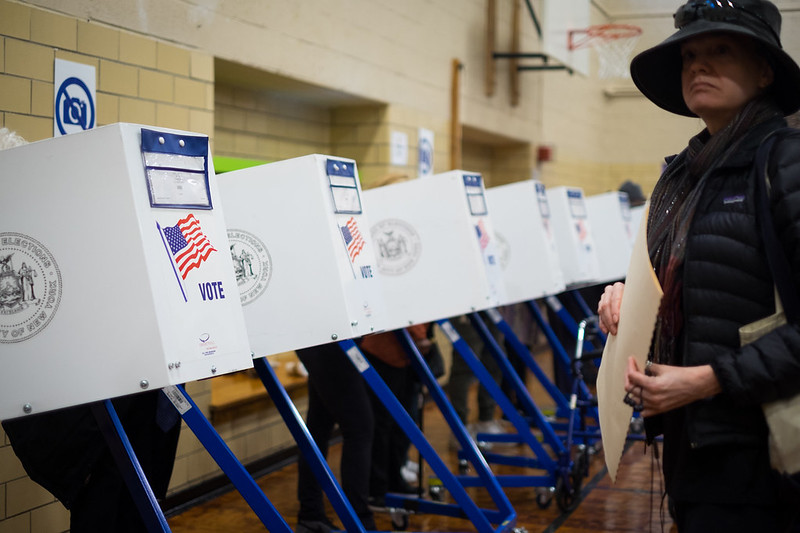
[495,231,511,270]
[227,229,272,305]
[371,218,422,276]
[0,233,62,343]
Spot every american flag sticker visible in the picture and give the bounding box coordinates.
[341,216,366,262]
[475,219,490,250]
[162,214,217,279]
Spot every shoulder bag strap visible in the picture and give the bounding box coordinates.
[754,128,800,323]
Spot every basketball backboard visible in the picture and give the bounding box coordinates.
[542,0,591,76]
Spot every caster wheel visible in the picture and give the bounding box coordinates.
[535,487,554,509]
[555,464,584,512]
[458,459,470,475]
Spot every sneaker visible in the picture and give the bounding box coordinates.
[401,464,417,485]
[404,460,419,474]
[477,419,505,434]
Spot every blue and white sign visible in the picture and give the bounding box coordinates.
[54,59,96,137]
[418,127,434,178]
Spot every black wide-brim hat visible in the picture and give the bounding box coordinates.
[630,0,800,117]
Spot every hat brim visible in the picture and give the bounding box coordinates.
[630,19,800,117]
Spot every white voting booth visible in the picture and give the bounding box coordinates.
[546,186,601,287]
[585,191,636,283]
[0,123,252,421]
[216,155,386,356]
[363,170,507,330]
[486,180,566,303]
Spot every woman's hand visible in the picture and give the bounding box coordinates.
[624,356,722,417]
[597,282,625,335]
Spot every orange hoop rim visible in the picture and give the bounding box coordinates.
[568,24,643,51]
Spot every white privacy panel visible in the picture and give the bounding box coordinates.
[486,180,566,303]
[0,123,252,420]
[363,170,507,330]
[217,155,386,356]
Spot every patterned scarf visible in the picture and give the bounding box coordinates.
[647,97,781,365]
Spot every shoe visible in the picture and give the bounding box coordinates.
[404,460,419,474]
[296,518,336,533]
[401,464,418,485]
[477,419,505,434]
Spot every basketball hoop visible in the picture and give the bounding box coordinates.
[568,24,642,79]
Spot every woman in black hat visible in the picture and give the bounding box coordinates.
[598,1,800,531]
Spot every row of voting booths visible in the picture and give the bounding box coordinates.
[0,122,642,532]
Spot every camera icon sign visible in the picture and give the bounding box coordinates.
[55,77,95,135]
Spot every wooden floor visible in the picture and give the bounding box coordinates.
[168,398,676,533]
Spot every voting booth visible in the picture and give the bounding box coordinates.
[585,191,636,283]
[486,180,566,303]
[216,154,386,356]
[0,123,252,421]
[546,186,601,287]
[362,170,506,330]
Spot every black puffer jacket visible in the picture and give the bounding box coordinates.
[678,117,800,449]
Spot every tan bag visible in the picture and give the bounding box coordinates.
[739,287,800,474]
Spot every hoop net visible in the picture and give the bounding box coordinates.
[569,24,642,79]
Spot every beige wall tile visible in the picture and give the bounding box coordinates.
[189,109,213,137]
[139,69,173,103]
[119,31,156,68]
[0,38,5,73]
[77,21,119,60]
[190,51,213,82]
[168,455,190,491]
[31,80,53,118]
[156,103,189,130]
[5,39,53,82]
[54,49,98,71]
[4,113,51,142]
[0,483,5,520]
[0,75,30,114]
[0,445,26,484]
[99,59,138,97]
[0,2,30,40]
[185,450,219,480]
[31,9,76,50]
[30,502,69,533]
[96,92,119,125]
[6,477,53,516]
[0,512,29,533]
[174,77,208,109]
[118,96,155,125]
[157,42,190,77]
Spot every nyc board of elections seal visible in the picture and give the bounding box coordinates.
[0,233,62,343]
[372,219,422,276]
[495,231,511,270]
[228,229,271,305]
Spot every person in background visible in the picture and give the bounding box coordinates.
[0,127,182,533]
[295,343,376,532]
[598,1,800,530]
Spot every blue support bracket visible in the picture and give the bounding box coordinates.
[251,357,366,533]
[467,312,567,457]
[92,400,171,533]
[527,299,598,419]
[338,338,516,533]
[165,385,293,533]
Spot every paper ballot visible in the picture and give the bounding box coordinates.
[597,204,663,482]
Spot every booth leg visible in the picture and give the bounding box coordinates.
[338,339,513,532]
[92,400,171,533]
[252,357,367,533]
[163,385,293,533]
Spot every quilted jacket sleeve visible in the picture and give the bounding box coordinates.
[710,132,800,404]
